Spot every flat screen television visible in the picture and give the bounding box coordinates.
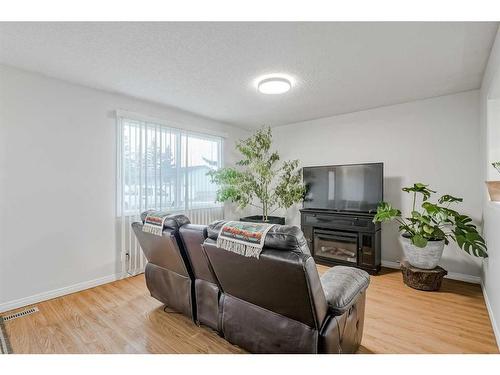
[302,163,383,213]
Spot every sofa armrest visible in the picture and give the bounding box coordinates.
[320,266,370,315]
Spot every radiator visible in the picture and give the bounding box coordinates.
[118,206,224,276]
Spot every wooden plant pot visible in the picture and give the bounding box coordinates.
[486,181,500,202]
[400,261,448,291]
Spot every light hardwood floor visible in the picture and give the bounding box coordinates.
[2,266,498,354]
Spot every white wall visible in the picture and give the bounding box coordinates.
[272,90,483,279]
[0,64,248,312]
[480,27,500,348]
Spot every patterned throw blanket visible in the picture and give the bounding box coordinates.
[217,221,275,259]
[142,211,170,236]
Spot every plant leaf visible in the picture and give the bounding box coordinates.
[438,194,463,204]
[453,214,488,258]
[402,183,436,201]
[411,234,428,248]
[373,202,401,223]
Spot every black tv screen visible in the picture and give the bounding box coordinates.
[302,163,383,213]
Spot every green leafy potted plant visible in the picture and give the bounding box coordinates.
[486,162,500,202]
[208,127,305,224]
[373,183,487,269]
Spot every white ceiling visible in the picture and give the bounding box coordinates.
[0,22,497,129]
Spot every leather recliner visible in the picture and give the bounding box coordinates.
[131,212,195,319]
[202,220,370,354]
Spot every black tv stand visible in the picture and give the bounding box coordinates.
[300,208,381,274]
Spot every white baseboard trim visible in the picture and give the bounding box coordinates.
[445,272,481,284]
[381,260,402,269]
[381,260,481,284]
[481,280,500,350]
[0,273,126,314]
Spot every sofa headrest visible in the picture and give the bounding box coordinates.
[207,220,310,254]
[140,210,191,231]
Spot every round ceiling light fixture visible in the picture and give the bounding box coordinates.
[257,76,292,95]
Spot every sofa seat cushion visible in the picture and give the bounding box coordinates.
[320,266,370,315]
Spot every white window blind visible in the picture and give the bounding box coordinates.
[116,114,224,275]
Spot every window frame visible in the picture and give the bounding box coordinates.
[116,110,225,217]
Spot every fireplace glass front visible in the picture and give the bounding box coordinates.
[313,229,358,264]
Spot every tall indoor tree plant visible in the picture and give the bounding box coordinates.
[374,183,487,269]
[208,127,305,223]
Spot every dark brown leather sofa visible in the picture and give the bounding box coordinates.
[132,214,370,354]
[131,212,195,319]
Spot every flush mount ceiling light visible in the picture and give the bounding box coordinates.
[257,77,292,95]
